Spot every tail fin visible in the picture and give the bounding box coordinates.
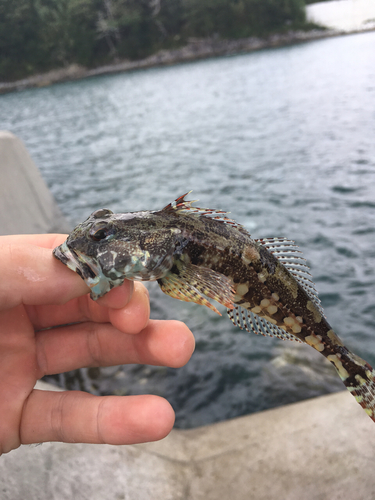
[344,367,375,422]
[327,350,375,422]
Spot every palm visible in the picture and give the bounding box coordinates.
[0,235,194,455]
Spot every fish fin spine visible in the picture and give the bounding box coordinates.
[161,193,250,234]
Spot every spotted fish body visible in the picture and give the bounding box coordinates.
[54,193,375,422]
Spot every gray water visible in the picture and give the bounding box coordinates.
[1,31,375,428]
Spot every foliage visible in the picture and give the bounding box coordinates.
[0,0,43,79]
[0,0,309,81]
[183,0,306,39]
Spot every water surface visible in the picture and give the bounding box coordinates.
[1,31,375,428]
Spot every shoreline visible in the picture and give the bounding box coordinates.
[0,28,371,95]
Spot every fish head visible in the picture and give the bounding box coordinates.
[53,208,177,299]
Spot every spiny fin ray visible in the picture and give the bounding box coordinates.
[160,192,250,235]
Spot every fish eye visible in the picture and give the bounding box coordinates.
[89,223,112,241]
[91,208,113,219]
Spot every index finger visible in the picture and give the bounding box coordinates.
[0,234,92,310]
[0,233,68,249]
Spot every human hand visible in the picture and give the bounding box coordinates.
[0,234,195,455]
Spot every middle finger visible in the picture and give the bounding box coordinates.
[27,281,148,332]
[35,319,195,376]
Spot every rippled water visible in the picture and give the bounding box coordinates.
[1,31,375,428]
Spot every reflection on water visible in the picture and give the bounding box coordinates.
[1,31,375,428]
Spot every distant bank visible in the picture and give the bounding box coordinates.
[307,0,375,32]
[1,0,374,96]
[0,30,334,95]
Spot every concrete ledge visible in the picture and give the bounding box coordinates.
[1,382,375,500]
[0,131,70,235]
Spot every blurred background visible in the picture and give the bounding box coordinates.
[1,0,374,429]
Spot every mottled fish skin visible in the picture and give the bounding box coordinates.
[53,193,375,423]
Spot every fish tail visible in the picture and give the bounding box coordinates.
[344,366,375,423]
[327,348,375,422]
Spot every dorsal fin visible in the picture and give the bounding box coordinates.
[160,191,197,213]
[160,192,250,235]
[255,237,325,317]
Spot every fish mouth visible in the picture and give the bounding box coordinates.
[53,241,99,282]
[53,241,113,300]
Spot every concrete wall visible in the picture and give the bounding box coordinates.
[0,130,70,235]
[1,382,375,500]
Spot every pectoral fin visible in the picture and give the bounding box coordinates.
[157,261,235,315]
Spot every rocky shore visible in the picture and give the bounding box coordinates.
[0,29,341,95]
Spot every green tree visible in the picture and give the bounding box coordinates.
[38,0,103,67]
[156,0,186,41]
[183,0,306,39]
[183,0,236,38]
[0,0,44,79]
[97,0,163,60]
[0,0,105,80]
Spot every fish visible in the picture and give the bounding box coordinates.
[53,192,375,423]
